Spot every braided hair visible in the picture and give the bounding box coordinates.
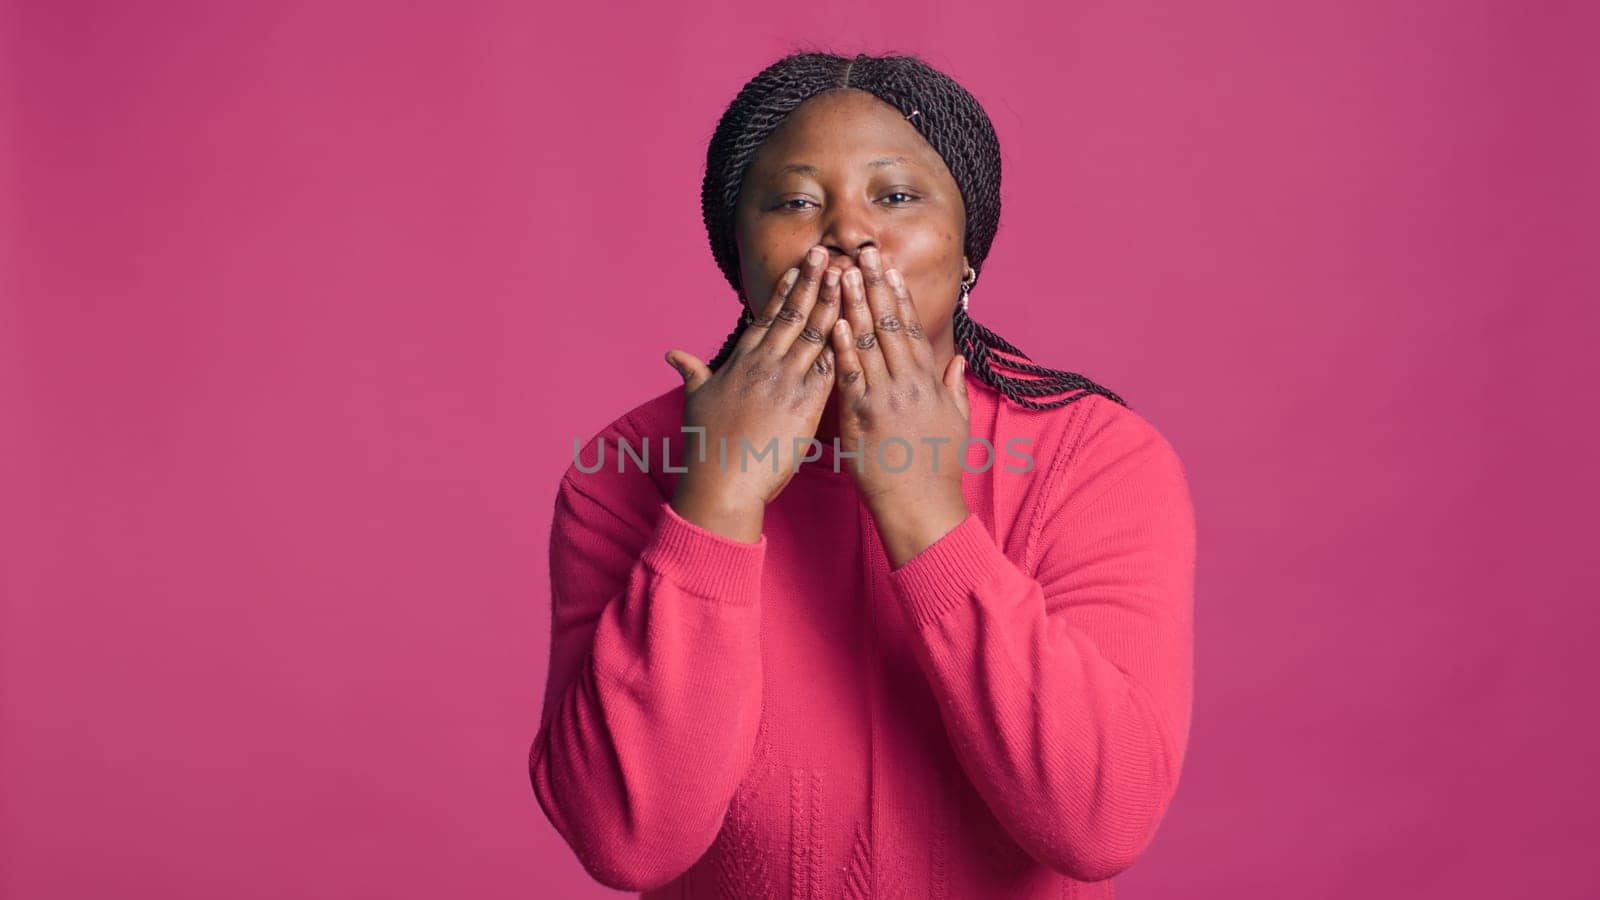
[699,51,1128,412]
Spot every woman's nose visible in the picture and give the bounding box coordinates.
[827,245,875,271]
[821,202,877,265]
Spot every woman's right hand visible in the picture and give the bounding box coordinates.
[664,244,842,541]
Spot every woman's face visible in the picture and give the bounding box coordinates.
[733,88,970,368]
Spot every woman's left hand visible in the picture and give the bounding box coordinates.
[830,247,972,568]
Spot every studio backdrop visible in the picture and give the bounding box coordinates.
[2,1,1595,899]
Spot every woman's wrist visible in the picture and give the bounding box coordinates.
[670,479,765,544]
[869,488,970,569]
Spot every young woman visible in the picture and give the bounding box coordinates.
[531,51,1196,899]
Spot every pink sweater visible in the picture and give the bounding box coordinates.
[530,375,1196,898]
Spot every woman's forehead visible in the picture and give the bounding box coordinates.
[775,91,926,141]
[753,106,942,178]
[754,152,927,183]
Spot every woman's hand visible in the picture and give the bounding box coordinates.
[664,245,841,542]
[830,247,972,567]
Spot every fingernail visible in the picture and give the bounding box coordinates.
[783,268,800,290]
[861,247,879,266]
[845,269,862,287]
[886,268,903,290]
[824,268,840,286]
[806,246,825,265]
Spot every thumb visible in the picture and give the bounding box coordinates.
[945,355,970,421]
[665,350,712,394]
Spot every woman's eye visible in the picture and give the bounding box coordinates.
[775,194,917,211]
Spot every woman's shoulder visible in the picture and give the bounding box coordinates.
[983,380,1188,511]
[558,382,689,500]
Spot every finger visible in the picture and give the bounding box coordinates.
[840,267,889,388]
[858,247,913,377]
[796,262,844,381]
[733,265,800,358]
[755,245,828,360]
[884,265,935,371]
[805,345,837,392]
[831,318,866,404]
[665,349,712,394]
[944,354,970,421]
[787,264,842,378]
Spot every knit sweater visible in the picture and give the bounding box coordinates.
[530,374,1196,898]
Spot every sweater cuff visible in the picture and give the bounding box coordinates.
[887,512,1012,629]
[641,501,766,605]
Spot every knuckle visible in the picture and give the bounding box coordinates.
[799,326,825,344]
[775,306,806,325]
[840,368,862,387]
[876,314,902,332]
[855,331,878,351]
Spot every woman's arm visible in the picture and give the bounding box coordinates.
[529,457,766,892]
[885,409,1196,882]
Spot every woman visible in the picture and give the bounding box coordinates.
[530,51,1196,899]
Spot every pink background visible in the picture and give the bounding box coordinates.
[4,1,1597,897]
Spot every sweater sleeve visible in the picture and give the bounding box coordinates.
[529,460,767,892]
[885,409,1196,883]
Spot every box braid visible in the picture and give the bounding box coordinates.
[699,51,1129,411]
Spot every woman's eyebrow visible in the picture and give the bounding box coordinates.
[774,156,916,178]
